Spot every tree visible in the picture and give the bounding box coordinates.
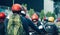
[39,10,45,21]
[28,8,35,17]
[52,12,56,19]
[46,12,52,17]
[46,12,56,19]
[22,4,27,8]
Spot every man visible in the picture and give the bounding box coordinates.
[44,17,58,35]
[30,13,46,35]
[7,4,24,35]
[7,3,41,35]
[0,12,6,35]
[19,4,42,35]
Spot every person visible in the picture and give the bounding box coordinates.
[20,6,31,19]
[6,3,42,35]
[0,12,6,35]
[19,4,43,35]
[44,17,58,35]
[7,4,24,35]
[54,18,60,22]
[31,13,46,35]
[13,3,42,35]
[31,13,41,26]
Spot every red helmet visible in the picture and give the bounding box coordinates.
[57,18,60,21]
[31,13,38,21]
[12,4,22,12]
[0,12,6,19]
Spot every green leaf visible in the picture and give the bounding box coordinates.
[39,10,45,20]
[46,12,52,17]
[28,8,35,17]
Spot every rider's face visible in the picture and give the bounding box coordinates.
[33,20,38,25]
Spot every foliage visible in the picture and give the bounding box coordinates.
[7,14,24,35]
[22,4,35,18]
[39,10,45,20]
[51,12,56,19]
[46,12,56,19]
[22,4,27,8]
[46,12,52,17]
[21,4,57,20]
[28,8,35,17]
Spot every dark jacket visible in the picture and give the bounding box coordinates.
[20,16,41,35]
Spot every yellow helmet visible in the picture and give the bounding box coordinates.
[48,17,54,22]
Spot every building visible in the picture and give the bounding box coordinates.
[44,0,54,14]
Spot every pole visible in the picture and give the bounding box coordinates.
[13,0,14,5]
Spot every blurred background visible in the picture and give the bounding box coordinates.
[1,0,60,35]
[0,0,43,12]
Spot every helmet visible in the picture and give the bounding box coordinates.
[48,17,54,22]
[57,18,60,21]
[12,4,22,12]
[31,13,38,21]
[0,12,6,19]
